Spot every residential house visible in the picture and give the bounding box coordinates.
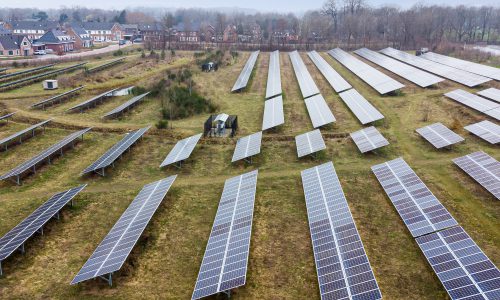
[81,22,123,42]
[0,24,12,36]
[273,30,299,44]
[37,29,75,53]
[10,20,59,40]
[223,24,238,43]
[173,21,201,43]
[66,24,93,49]
[0,35,32,56]
[200,23,216,42]
[138,23,165,49]
[122,24,139,41]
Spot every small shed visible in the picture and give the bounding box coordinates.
[43,80,58,90]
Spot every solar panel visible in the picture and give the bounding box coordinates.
[103,92,150,119]
[453,151,500,200]
[266,50,282,99]
[305,94,336,128]
[0,119,51,151]
[67,88,120,112]
[328,48,405,95]
[444,89,500,121]
[354,48,444,88]
[420,52,500,81]
[289,50,320,99]
[307,50,352,93]
[416,226,500,300]
[0,185,86,275]
[301,161,382,300]
[416,123,464,149]
[0,128,91,185]
[262,95,284,131]
[231,51,260,92]
[192,170,258,299]
[371,157,458,237]
[31,86,84,109]
[338,89,384,124]
[0,112,15,121]
[295,129,326,158]
[71,176,177,285]
[350,126,389,153]
[477,88,500,103]
[380,48,491,87]
[85,57,125,74]
[464,120,500,144]
[160,133,202,168]
[231,131,262,163]
[0,64,55,81]
[82,126,150,176]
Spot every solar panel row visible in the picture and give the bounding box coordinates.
[305,94,336,128]
[0,112,15,121]
[85,57,125,74]
[231,51,260,92]
[103,92,151,119]
[453,151,500,200]
[464,120,500,144]
[289,50,321,99]
[444,89,500,121]
[67,88,120,112]
[0,119,51,151]
[262,95,284,131]
[231,131,262,163]
[350,126,389,153]
[416,123,464,149]
[295,129,326,158]
[160,133,203,168]
[338,89,384,124]
[421,52,500,81]
[307,50,352,93]
[477,88,500,103]
[266,50,282,99]
[31,86,84,109]
[0,64,55,81]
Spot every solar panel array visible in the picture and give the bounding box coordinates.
[464,120,500,144]
[231,131,262,162]
[103,92,151,119]
[266,50,282,99]
[301,161,382,300]
[82,126,150,175]
[295,129,326,158]
[416,123,464,149]
[453,151,500,200]
[192,170,258,300]
[371,157,458,237]
[444,89,500,121]
[477,88,500,103]
[380,48,491,87]
[67,88,120,112]
[307,50,352,93]
[31,86,84,109]
[0,119,51,151]
[262,95,284,131]
[305,94,336,128]
[0,185,86,275]
[338,89,384,124]
[0,64,55,81]
[160,133,202,167]
[231,51,260,92]
[85,57,125,74]
[289,50,320,99]
[416,226,500,300]
[350,126,389,153]
[421,52,500,81]
[0,128,91,184]
[71,176,177,285]
[354,48,444,88]
[0,112,15,121]
[328,48,405,94]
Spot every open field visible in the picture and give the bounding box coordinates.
[0,49,498,299]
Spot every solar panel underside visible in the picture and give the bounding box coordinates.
[380,48,491,87]
[266,50,282,99]
[305,94,336,128]
[295,129,326,158]
[82,126,150,174]
[350,127,389,153]
[231,51,260,92]
[71,176,177,284]
[0,119,51,149]
[444,90,500,121]
[192,170,258,300]
[231,131,262,162]
[477,88,500,103]
[416,226,500,300]
[328,48,405,94]
[307,50,352,93]
[103,92,150,118]
[354,48,444,88]
[67,88,119,112]
[421,52,500,81]
[289,51,320,99]
[0,185,86,263]
[301,161,382,300]
[416,123,464,149]
[160,133,203,167]
[464,121,500,144]
[371,157,458,237]
[338,89,384,124]
[262,95,284,131]
[453,151,500,200]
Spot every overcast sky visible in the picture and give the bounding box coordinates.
[0,0,498,12]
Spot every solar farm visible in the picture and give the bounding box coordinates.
[0,48,498,300]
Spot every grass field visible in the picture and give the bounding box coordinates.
[0,49,498,300]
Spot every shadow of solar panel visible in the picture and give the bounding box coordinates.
[0,185,86,275]
[464,121,500,144]
[262,95,284,131]
[307,50,352,93]
[453,151,500,200]
[266,50,282,99]
[305,94,336,128]
[103,92,151,119]
[231,132,262,162]
[339,89,384,124]
[0,119,51,151]
[192,170,258,300]
[232,51,260,92]
[444,90,500,121]
[71,176,177,285]
[477,88,500,103]
[295,129,326,158]
[371,157,458,237]
[350,126,389,153]
[67,88,120,112]
[416,226,500,300]
[160,133,202,167]
[416,123,464,149]
[301,162,382,300]
[289,51,320,99]
[421,52,500,81]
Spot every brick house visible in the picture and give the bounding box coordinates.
[173,22,201,43]
[80,22,123,42]
[138,23,165,49]
[37,29,75,53]
[223,25,238,43]
[66,24,93,49]
[10,20,59,40]
[0,35,32,56]
[200,23,216,42]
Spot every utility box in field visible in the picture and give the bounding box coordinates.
[43,80,58,90]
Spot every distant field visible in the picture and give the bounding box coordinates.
[0,49,498,299]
